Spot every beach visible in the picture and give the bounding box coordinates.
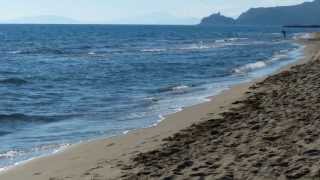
[0,33,319,180]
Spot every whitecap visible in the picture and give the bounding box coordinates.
[178,45,207,50]
[172,85,189,91]
[215,39,226,43]
[141,48,166,52]
[215,38,248,43]
[226,37,248,41]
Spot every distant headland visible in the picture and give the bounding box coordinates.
[200,0,320,26]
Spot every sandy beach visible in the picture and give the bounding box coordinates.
[1,33,320,180]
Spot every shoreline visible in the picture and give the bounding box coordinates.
[0,33,318,180]
[122,33,320,179]
[0,78,256,180]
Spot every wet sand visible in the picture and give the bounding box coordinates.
[1,33,319,180]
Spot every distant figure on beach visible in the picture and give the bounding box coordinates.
[281,30,287,39]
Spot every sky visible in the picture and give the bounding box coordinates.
[0,0,313,24]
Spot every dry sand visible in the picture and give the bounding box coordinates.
[0,33,319,180]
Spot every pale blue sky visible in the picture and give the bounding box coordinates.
[0,0,312,24]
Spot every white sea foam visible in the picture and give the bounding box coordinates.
[293,33,312,40]
[52,144,70,154]
[301,33,312,39]
[0,157,37,174]
[152,114,167,127]
[280,49,289,53]
[122,130,130,135]
[0,143,70,173]
[233,48,294,74]
[178,40,233,50]
[0,167,5,173]
[144,38,248,52]
[178,44,215,50]
[227,37,248,41]
[234,61,267,73]
[144,97,160,102]
[141,48,166,52]
[215,39,226,43]
[158,114,165,121]
[215,38,248,43]
[270,54,289,62]
[0,150,22,159]
[172,85,189,91]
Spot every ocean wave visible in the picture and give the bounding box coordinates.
[141,48,167,52]
[88,51,96,55]
[233,50,291,73]
[293,33,312,40]
[33,143,70,154]
[0,131,11,136]
[215,37,248,43]
[141,38,249,53]
[233,61,267,73]
[178,44,218,50]
[270,53,289,62]
[180,38,250,51]
[9,48,66,55]
[151,114,166,127]
[0,150,23,159]
[7,51,22,54]
[0,143,70,171]
[141,44,217,52]
[0,78,28,85]
[0,113,75,124]
[280,49,289,53]
[172,85,189,91]
[144,97,160,102]
[156,84,191,94]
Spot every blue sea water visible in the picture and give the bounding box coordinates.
[0,25,315,170]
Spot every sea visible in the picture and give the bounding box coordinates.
[0,24,316,171]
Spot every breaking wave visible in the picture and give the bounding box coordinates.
[10,48,66,55]
[141,38,250,53]
[155,85,191,94]
[141,48,167,52]
[293,33,312,40]
[233,50,291,73]
[233,61,267,73]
